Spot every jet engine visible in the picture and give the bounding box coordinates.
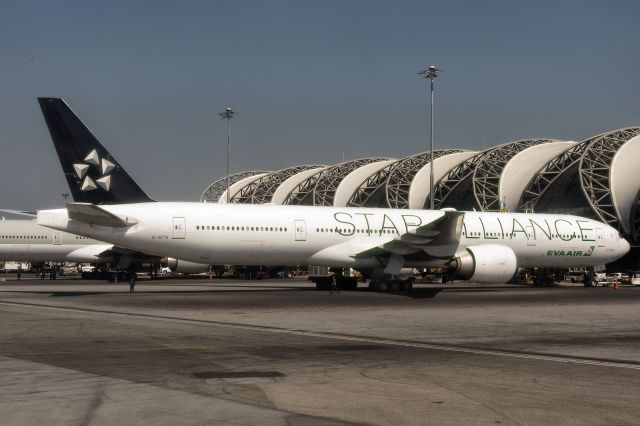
[161,258,211,274]
[450,244,517,283]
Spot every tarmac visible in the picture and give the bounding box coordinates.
[1,275,639,425]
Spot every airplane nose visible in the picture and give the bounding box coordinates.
[620,237,631,255]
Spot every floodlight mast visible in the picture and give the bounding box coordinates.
[418,65,440,210]
[218,107,237,203]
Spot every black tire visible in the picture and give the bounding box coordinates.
[402,281,413,292]
[390,281,401,292]
[376,280,389,292]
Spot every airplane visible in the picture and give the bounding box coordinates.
[0,217,209,274]
[0,217,113,263]
[35,97,630,291]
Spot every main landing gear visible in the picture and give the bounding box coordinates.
[368,276,414,293]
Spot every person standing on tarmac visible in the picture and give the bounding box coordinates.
[128,271,137,293]
[330,272,340,294]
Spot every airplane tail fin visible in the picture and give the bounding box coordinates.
[37,97,154,205]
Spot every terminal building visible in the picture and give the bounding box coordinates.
[201,127,640,269]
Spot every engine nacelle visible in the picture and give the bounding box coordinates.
[161,258,210,274]
[450,244,518,284]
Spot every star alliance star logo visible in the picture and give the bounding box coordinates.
[73,149,115,192]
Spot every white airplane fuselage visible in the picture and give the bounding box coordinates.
[37,203,630,270]
[0,219,112,262]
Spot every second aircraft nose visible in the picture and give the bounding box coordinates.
[620,237,631,256]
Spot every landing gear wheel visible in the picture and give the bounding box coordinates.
[375,280,389,292]
[389,280,401,292]
[401,281,413,292]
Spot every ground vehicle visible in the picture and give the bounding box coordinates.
[565,270,585,283]
[308,266,359,290]
[2,261,30,272]
[81,264,95,273]
[276,270,292,278]
[605,273,628,283]
[564,268,605,284]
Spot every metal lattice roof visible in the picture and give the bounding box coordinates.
[386,149,462,209]
[579,127,640,236]
[348,150,459,208]
[284,158,389,206]
[200,170,269,202]
[232,165,324,204]
[516,140,592,212]
[473,139,552,211]
[347,160,400,208]
[431,151,488,209]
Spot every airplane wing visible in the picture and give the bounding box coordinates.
[307,210,465,271]
[67,244,162,265]
[66,244,117,262]
[356,210,465,259]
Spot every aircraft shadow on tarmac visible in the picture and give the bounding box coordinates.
[6,281,538,299]
[39,286,445,298]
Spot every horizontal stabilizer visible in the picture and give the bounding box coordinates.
[0,209,37,218]
[66,203,135,228]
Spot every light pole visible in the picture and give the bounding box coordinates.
[218,107,236,203]
[418,65,440,210]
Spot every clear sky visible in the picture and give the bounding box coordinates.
[1,0,639,210]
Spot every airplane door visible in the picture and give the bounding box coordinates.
[526,226,536,246]
[294,220,307,241]
[596,228,605,247]
[53,231,62,245]
[172,217,186,239]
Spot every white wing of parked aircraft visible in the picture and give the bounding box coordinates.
[35,98,631,289]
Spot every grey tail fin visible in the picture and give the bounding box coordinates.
[38,97,154,204]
